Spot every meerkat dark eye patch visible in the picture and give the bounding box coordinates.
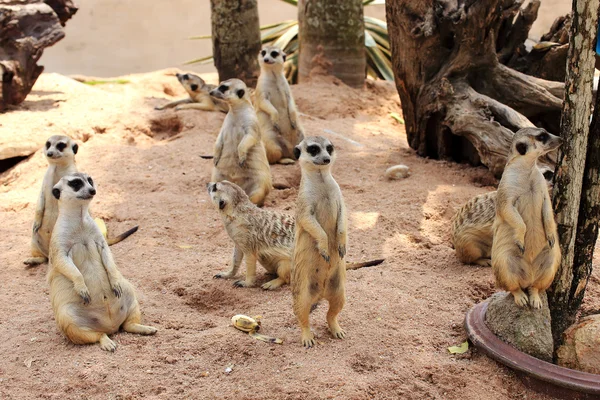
[87,177,94,187]
[261,50,266,56]
[270,51,279,58]
[293,146,301,160]
[307,145,320,156]
[45,141,51,149]
[72,143,78,154]
[237,89,245,99]
[326,145,334,154]
[67,179,84,192]
[190,84,198,91]
[536,132,549,143]
[218,85,228,93]
[56,142,67,151]
[211,183,217,192]
[52,188,61,199]
[182,74,189,80]
[516,142,528,155]
[543,170,554,181]
[219,200,226,210]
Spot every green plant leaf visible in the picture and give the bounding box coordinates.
[189,34,212,40]
[366,45,394,81]
[448,341,469,354]
[365,31,377,48]
[82,79,130,86]
[390,113,404,124]
[184,55,214,65]
[274,24,299,50]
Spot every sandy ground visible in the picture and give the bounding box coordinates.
[1,71,599,400]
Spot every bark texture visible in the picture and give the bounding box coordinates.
[298,0,365,88]
[0,0,77,111]
[385,0,564,177]
[210,0,261,87]
[549,0,599,351]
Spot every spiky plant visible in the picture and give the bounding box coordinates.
[187,0,392,84]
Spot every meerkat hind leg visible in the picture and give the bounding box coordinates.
[215,246,243,279]
[122,303,158,336]
[278,158,295,165]
[262,260,290,290]
[294,290,317,348]
[248,187,268,208]
[64,322,117,351]
[475,258,492,268]
[325,274,346,339]
[24,256,47,267]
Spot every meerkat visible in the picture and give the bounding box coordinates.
[24,135,138,267]
[451,167,554,268]
[155,72,228,112]
[209,79,272,207]
[291,136,348,348]
[491,128,562,309]
[208,180,382,290]
[48,173,157,351]
[255,46,304,165]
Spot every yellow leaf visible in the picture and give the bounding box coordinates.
[390,113,405,124]
[448,341,469,354]
[177,244,193,249]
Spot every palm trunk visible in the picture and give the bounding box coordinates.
[297,0,365,88]
[210,0,261,87]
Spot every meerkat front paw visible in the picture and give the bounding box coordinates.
[238,156,247,168]
[512,289,529,307]
[99,335,117,352]
[214,271,234,279]
[338,244,346,259]
[529,293,542,309]
[547,234,555,249]
[110,280,123,298]
[32,221,41,233]
[233,279,255,288]
[515,240,525,255]
[74,283,91,305]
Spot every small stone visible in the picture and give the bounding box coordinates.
[385,165,410,180]
[557,314,600,374]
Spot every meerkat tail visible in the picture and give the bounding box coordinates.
[345,259,385,270]
[106,226,139,246]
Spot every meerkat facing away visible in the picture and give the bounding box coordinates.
[291,136,348,348]
[255,46,304,165]
[208,180,382,290]
[492,128,562,309]
[451,167,554,268]
[155,73,228,112]
[24,135,138,267]
[48,173,156,351]
[210,79,272,207]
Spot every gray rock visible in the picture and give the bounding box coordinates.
[557,314,600,374]
[485,291,553,362]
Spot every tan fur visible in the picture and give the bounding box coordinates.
[292,136,347,347]
[208,180,383,290]
[255,46,304,165]
[491,128,562,309]
[155,73,228,112]
[48,173,156,351]
[210,79,272,207]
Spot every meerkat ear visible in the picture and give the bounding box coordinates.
[282,52,287,62]
[516,142,528,155]
[237,89,245,99]
[52,188,61,199]
[72,143,78,154]
[293,146,301,160]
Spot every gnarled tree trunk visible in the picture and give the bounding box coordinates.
[210,0,261,87]
[549,0,600,351]
[385,0,564,177]
[298,0,365,88]
[0,0,77,111]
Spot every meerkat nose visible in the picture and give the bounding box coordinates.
[89,188,96,196]
[323,158,330,165]
[47,151,54,157]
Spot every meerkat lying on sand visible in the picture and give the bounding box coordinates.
[451,167,554,268]
[492,128,561,309]
[48,173,157,351]
[24,135,137,267]
[255,46,304,164]
[210,79,272,207]
[155,72,228,112]
[208,180,382,290]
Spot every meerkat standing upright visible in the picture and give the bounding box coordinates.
[210,79,272,207]
[155,73,228,112]
[48,173,156,351]
[255,46,304,164]
[292,136,348,348]
[492,128,562,309]
[24,135,138,267]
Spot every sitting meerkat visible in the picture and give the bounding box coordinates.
[292,136,348,348]
[492,128,562,309]
[451,167,554,268]
[255,46,304,165]
[209,79,272,207]
[155,72,228,112]
[208,180,382,290]
[24,135,137,267]
[48,173,157,351]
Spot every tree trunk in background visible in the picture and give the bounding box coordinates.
[549,0,600,351]
[0,0,77,111]
[385,0,564,177]
[210,0,261,87]
[298,0,365,88]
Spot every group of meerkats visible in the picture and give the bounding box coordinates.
[22,45,563,352]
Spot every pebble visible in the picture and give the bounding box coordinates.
[385,164,410,180]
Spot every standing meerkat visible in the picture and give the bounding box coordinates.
[208,180,382,290]
[255,46,304,165]
[451,167,554,268]
[210,79,272,207]
[24,135,138,267]
[48,173,157,351]
[292,136,347,348]
[492,128,562,309]
[155,72,228,112]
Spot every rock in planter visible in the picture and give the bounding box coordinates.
[557,314,600,374]
[385,165,410,180]
[485,291,553,362]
